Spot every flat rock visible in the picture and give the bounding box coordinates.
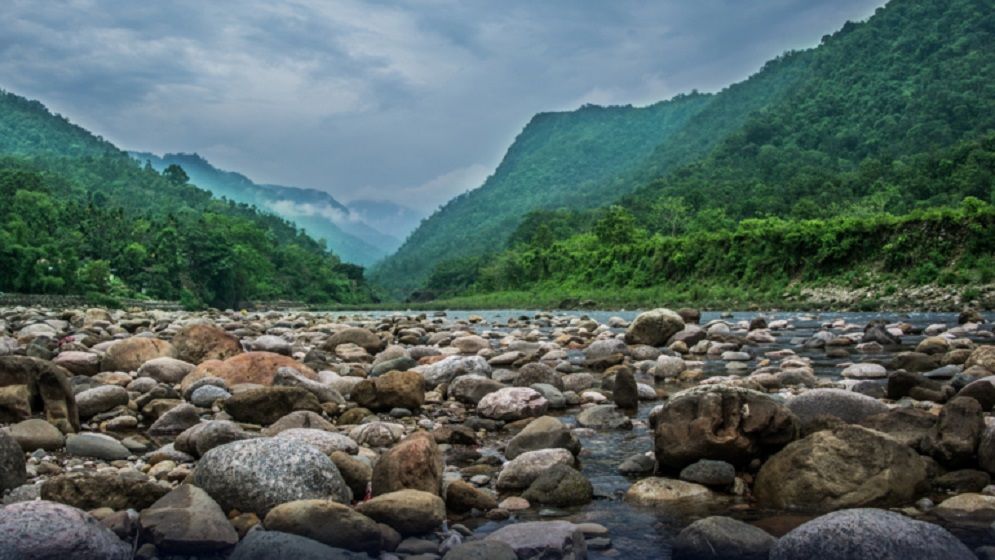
[139,483,238,554]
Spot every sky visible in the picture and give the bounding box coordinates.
[0,0,885,212]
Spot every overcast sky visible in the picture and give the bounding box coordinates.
[1,0,884,211]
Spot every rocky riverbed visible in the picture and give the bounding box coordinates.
[1,306,994,559]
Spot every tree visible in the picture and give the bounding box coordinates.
[594,206,638,245]
[162,164,189,185]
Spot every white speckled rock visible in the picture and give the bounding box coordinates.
[477,387,548,421]
[0,500,131,560]
[496,448,574,490]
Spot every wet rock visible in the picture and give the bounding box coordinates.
[933,493,995,524]
[497,448,575,490]
[224,386,322,425]
[654,385,798,470]
[445,480,498,513]
[619,453,656,475]
[0,431,26,492]
[754,425,927,511]
[442,540,517,560]
[172,322,242,364]
[485,520,586,560]
[786,388,888,426]
[576,404,632,429]
[352,370,425,411]
[41,470,169,511]
[626,308,685,346]
[137,356,195,384]
[228,530,368,560]
[66,433,131,460]
[4,418,64,451]
[612,366,639,409]
[921,396,984,467]
[264,499,382,553]
[477,387,548,421]
[355,489,445,536]
[623,477,718,508]
[522,464,593,507]
[372,431,443,496]
[0,500,131,560]
[858,407,937,447]
[139,483,238,554]
[655,355,687,378]
[505,415,581,459]
[0,356,79,433]
[193,438,352,516]
[330,451,371,498]
[769,508,973,560]
[448,375,504,404]
[679,459,736,487]
[673,516,775,560]
[934,469,991,493]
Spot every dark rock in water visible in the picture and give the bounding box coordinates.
[521,464,593,507]
[933,469,991,493]
[679,459,736,487]
[755,425,927,511]
[850,380,886,399]
[442,540,517,560]
[0,500,131,560]
[352,370,425,411]
[611,366,639,410]
[228,530,368,560]
[673,516,774,560]
[891,352,940,373]
[958,376,995,411]
[139,483,239,554]
[506,416,581,459]
[862,321,901,346]
[577,404,632,430]
[959,308,984,324]
[0,355,79,433]
[625,308,685,346]
[655,385,798,470]
[921,396,984,468]
[886,370,952,403]
[618,453,656,475]
[0,431,26,492]
[769,508,974,560]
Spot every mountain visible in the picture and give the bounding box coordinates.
[0,88,371,308]
[129,152,399,265]
[371,93,714,295]
[345,199,425,242]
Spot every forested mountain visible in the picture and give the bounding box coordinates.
[371,93,713,294]
[130,152,399,265]
[379,0,995,300]
[346,199,425,242]
[0,89,372,308]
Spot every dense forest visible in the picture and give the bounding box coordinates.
[0,90,371,308]
[382,0,995,304]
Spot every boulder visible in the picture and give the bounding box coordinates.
[505,415,581,459]
[496,448,574,490]
[351,370,424,411]
[786,388,888,427]
[371,431,443,496]
[275,428,358,456]
[0,356,79,433]
[679,459,736,487]
[137,357,196,384]
[101,337,175,372]
[264,499,382,553]
[673,516,775,560]
[0,431,26,492]
[323,328,384,354]
[41,469,169,511]
[521,464,593,507]
[224,386,322,425]
[624,477,718,509]
[612,366,639,409]
[921,396,984,467]
[180,352,317,393]
[654,385,798,470]
[858,408,936,448]
[139,484,238,554]
[576,404,632,429]
[4,418,64,451]
[228,530,368,560]
[958,376,995,411]
[626,309,685,346]
[476,387,548,421]
[965,346,995,373]
[355,489,445,536]
[0,501,131,560]
[769,508,974,560]
[66,433,131,460]
[192,438,352,516]
[171,322,242,364]
[52,351,100,376]
[251,335,292,355]
[445,480,498,514]
[448,375,504,404]
[75,385,129,418]
[485,520,586,560]
[754,425,927,511]
[515,363,563,390]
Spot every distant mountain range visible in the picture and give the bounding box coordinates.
[129,151,423,266]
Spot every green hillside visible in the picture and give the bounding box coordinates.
[0,89,372,308]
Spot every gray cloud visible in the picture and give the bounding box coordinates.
[0,0,884,211]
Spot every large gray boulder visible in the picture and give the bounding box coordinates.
[786,388,888,425]
[673,516,775,560]
[229,530,368,560]
[0,500,131,560]
[193,438,352,516]
[625,308,685,346]
[770,509,973,560]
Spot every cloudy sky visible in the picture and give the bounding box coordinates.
[1,0,884,211]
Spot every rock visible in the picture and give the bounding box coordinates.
[654,385,798,470]
[0,356,79,433]
[418,355,492,388]
[626,309,685,346]
[0,500,131,560]
[452,335,489,354]
[442,540,517,560]
[754,425,927,511]
[933,493,995,524]
[137,356,196,384]
[193,438,352,516]
[355,489,445,536]
[273,428,355,456]
[655,355,687,378]
[496,448,575,490]
[786,388,888,426]
[624,477,718,508]
[348,421,404,447]
[521,464,593,507]
[612,366,639,409]
[181,352,318,393]
[448,375,504,404]
[4,418,64,451]
[190,384,232,407]
[0,431,26,492]
[251,335,292,355]
[477,387,548,421]
[887,370,951,402]
[352,370,425,411]
[172,322,242,364]
[175,420,255,457]
[619,453,656,475]
[515,363,562,390]
[958,376,995,410]
[966,346,995,372]
[41,469,168,510]
[101,337,175,372]
[921,396,984,467]
[228,530,368,560]
[862,323,902,346]
[673,516,775,560]
[485,520,586,560]
[324,328,384,354]
[576,404,632,429]
[371,356,418,377]
[892,352,940,373]
[505,416,581,459]
[66,433,131,460]
[262,410,336,436]
[273,367,345,405]
[75,385,128,418]
[52,351,101,376]
[445,480,498,513]
[858,407,937,447]
[841,363,887,379]
[224,386,322,425]
[980,425,995,475]
[917,336,950,355]
[264,499,382,553]
[769,508,974,560]
[371,431,443,496]
[330,451,371,498]
[139,483,238,554]
[934,469,991,493]
[679,459,736,487]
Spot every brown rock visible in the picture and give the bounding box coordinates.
[352,370,425,411]
[223,386,322,425]
[446,480,497,513]
[180,352,317,393]
[372,431,443,496]
[41,470,170,511]
[0,356,79,433]
[101,337,175,372]
[171,323,242,365]
[356,489,445,536]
